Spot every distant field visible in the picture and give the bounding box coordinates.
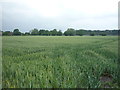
[2,36,119,88]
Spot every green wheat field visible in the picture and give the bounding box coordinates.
[2,36,119,88]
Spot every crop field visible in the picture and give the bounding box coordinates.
[2,36,119,88]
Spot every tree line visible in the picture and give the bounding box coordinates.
[1,28,119,36]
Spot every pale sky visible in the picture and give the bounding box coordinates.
[0,0,119,32]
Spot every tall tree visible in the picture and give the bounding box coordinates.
[51,29,58,36]
[13,29,21,36]
[64,28,76,36]
[44,30,50,36]
[76,30,84,36]
[31,28,39,35]
[57,30,62,36]
[39,29,45,35]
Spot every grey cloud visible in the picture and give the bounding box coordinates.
[2,1,118,32]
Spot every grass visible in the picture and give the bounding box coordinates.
[2,36,119,88]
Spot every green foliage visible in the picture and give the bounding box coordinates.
[90,33,95,36]
[2,29,119,36]
[76,30,83,36]
[64,28,76,36]
[13,29,21,36]
[51,29,58,36]
[24,32,30,36]
[39,29,62,36]
[39,29,46,35]
[76,29,87,36]
[99,33,107,36]
[57,30,62,36]
[2,36,118,88]
[30,28,39,35]
[2,31,12,36]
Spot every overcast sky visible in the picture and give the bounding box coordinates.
[0,0,119,32]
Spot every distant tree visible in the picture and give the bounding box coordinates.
[90,33,95,36]
[94,30,100,35]
[99,33,107,36]
[31,28,39,35]
[64,28,76,36]
[25,32,30,35]
[76,30,84,36]
[21,33,25,36]
[44,30,50,36]
[57,30,62,36]
[64,31,68,36]
[51,29,58,36]
[111,30,118,35]
[78,29,87,36]
[118,30,120,36]
[13,29,21,36]
[49,31,53,36]
[39,29,46,35]
[3,29,119,36]
[2,31,12,36]
[87,30,92,35]
[0,31,2,36]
